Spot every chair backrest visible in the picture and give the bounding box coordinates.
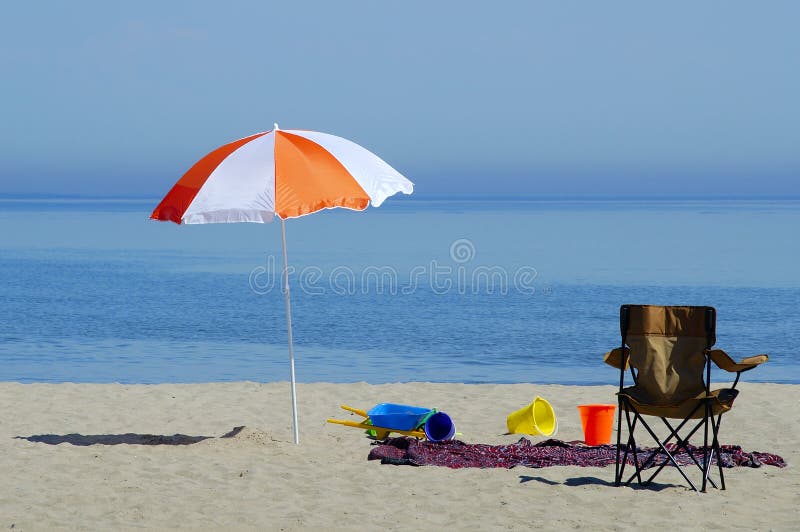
[621,305,716,405]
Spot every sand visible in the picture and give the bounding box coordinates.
[0,381,796,530]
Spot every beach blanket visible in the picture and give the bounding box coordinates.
[368,437,786,469]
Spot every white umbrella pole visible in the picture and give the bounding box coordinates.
[280,218,300,444]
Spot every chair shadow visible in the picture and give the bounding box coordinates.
[519,474,677,491]
[16,426,244,446]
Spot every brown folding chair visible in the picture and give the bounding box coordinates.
[604,305,768,492]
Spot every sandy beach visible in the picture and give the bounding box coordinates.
[0,381,796,530]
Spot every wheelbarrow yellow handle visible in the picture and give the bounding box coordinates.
[326,418,427,440]
[326,418,391,440]
[340,404,368,418]
[326,418,370,429]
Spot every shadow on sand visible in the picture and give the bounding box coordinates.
[16,426,245,446]
[519,474,677,491]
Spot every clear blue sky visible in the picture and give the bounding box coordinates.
[1,1,798,198]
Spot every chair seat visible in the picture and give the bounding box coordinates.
[619,387,739,419]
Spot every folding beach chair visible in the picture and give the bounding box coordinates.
[604,305,768,492]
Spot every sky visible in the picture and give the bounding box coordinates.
[1,1,798,198]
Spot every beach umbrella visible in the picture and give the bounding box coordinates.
[150,124,413,443]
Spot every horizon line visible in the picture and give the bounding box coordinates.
[1,192,800,202]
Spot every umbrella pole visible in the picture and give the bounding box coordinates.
[280,217,300,444]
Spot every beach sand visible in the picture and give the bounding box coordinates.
[1,381,796,530]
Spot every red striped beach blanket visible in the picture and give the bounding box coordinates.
[368,437,786,470]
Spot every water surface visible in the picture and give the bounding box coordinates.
[1,198,797,384]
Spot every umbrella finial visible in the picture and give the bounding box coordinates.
[274,123,280,132]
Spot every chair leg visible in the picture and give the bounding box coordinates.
[615,400,736,492]
[615,397,623,486]
[702,402,711,493]
[624,409,642,485]
[712,413,726,490]
[626,413,690,486]
[634,414,698,491]
[616,398,648,487]
[615,401,730,492]
[636,415,698,485]
[636,404,701,471]
[642,419,703,488]
[648,417,719,490]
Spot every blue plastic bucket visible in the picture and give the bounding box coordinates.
[423,412,455,442]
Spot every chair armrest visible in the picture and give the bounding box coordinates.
[604,347,629,370]
[709,349,769,372]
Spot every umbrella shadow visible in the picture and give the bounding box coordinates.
[16,426,244,446]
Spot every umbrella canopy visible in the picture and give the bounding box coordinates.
[151,125,412,224]
[151,125,413,443]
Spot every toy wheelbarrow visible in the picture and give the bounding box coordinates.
[326,403,435,440]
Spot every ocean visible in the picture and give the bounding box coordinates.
[1,197,797,384]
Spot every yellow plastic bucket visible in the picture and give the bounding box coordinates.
[506,396,558,436]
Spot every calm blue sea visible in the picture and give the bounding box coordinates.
[1,197,798,384]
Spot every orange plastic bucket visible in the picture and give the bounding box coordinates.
[577,404,616,446]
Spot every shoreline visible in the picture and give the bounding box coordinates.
[2,381,796,530]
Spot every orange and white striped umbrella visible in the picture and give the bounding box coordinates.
[151,125,413,444]
[151,125,413,224]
